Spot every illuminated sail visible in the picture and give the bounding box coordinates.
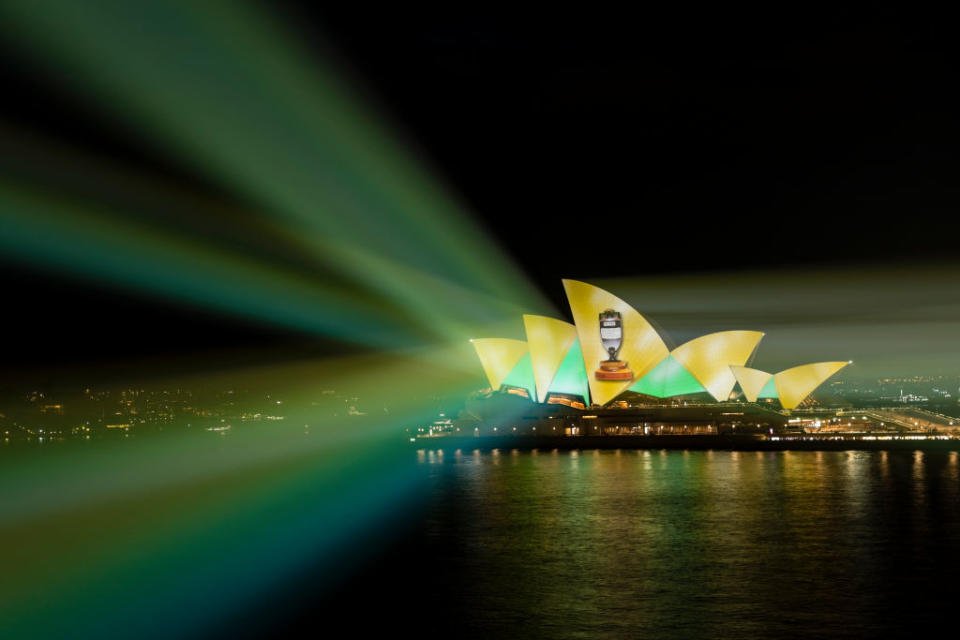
[500,352,536,399]
[630,355,707,398]
[731,361,851,408]
[523,315,578,402]
[774,361,851,409]
[469,338,529,391]
[730,365,774,403]
[547,338,590,403]
[562,279,669,406]
[470,281,849,410]
[667,330,764,401]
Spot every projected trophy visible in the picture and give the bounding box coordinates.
[595,309,634,381]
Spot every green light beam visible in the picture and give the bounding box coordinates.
[0,0,553,341]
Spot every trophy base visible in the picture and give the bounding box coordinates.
[595,360,634,381]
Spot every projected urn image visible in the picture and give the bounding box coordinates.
[596,309,634,381]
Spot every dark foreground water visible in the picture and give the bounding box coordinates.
[278,449,960,639]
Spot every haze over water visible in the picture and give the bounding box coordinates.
[321,449,960,639]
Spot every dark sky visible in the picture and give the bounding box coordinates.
[2,5,959,381]
[306,6,960,280]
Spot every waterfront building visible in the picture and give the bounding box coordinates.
[471,280,850,411]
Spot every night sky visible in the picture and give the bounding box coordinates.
[2,5,959,381]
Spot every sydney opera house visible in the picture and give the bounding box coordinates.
[470,280,850,418]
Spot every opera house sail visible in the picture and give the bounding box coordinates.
[470,280,850,411]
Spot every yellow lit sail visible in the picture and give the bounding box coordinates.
[671,331,764,401]
[562,279,669,406]
[523,315,578,403]
[774,361,851,410]
[730,365,774,403]
[470,281,849,409]
[469,338,529,391]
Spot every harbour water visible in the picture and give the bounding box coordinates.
[301,448,960,639]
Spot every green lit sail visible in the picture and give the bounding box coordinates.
[629,355,706,398]
[758,377,779,399]
[501,352,536,400]
[547,339,590,403]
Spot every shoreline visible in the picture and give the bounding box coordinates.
[412,434,960,452]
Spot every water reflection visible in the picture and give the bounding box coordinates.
[412,449,960,638]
